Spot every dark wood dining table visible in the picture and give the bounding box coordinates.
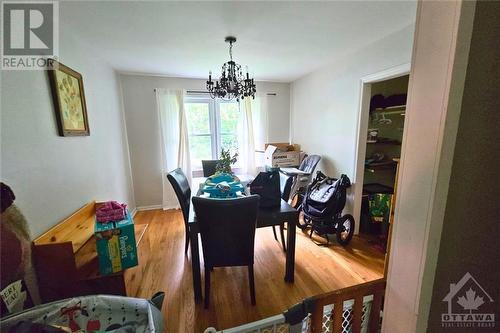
[188,198,298,302]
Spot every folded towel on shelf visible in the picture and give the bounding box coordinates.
[96,201,127,223]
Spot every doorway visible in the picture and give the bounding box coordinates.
[353,64,410,277]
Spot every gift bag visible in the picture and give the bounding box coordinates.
[249,171,281,208]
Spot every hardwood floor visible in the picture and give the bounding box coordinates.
[134,209,384,333]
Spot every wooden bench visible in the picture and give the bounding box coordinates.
[33,201,150,302]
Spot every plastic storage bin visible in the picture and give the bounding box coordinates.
[1,293,164,333]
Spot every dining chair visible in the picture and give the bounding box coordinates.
[192,195,260,308]
[167,168,192,255]
[201,160,220,177]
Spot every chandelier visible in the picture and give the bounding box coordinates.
[206,36,256,101]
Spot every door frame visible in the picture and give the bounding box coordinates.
[382,1,476,331]
[352,63,411,234]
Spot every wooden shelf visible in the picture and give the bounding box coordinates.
[33,201,95,253]
[374,104,406,111]
[365,160,397,173]
[367,139,401,145]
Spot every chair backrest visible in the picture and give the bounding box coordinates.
[299,155,321,174]
[280,155,321,201]
[202,160,220,177]
[280,173,294,201]
[167,168,191,224]
[192,195,260,268]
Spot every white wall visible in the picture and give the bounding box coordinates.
[1,35,135,237]
[119,74,290,208]
[290,25,414,216]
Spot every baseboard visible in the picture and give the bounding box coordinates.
[136,204,163,211]
[130,208,137,218]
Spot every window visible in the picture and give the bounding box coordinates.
[184,95,240,171]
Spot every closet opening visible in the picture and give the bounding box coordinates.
[354,70,410,277]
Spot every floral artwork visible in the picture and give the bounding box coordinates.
[48,61,89,136]
[56,71,84,130]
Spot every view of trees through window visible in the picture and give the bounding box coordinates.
[185,98,240,169]
[219,102,239,155]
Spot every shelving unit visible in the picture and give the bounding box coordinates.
[362,76,408,245]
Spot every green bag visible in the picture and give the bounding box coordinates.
[369,194,391,223]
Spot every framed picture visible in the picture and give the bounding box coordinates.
[48,61,90,136]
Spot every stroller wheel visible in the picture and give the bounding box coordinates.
[297,209,311,230]
[336,214,355,245]
[290,193,302,208]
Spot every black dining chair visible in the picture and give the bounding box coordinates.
[167,168,192,255]
[192,195,260,308]
[201,160,220,177]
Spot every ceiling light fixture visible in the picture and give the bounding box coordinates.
[206,36,256,101]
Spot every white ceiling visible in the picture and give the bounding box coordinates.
[61,1,416,82]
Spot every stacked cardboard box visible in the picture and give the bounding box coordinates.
[264,143,302,167]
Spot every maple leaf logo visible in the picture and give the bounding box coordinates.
[457,288,484,313]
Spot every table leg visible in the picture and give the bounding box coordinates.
[285,214,297,282]
[189,229,202,302]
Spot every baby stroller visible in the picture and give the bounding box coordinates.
[298,171,355,246]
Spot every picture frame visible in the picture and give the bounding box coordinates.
[48,61,90,136]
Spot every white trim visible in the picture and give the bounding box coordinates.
[136,204,164,211]
[352,63,410,233]
[360,63,411,84]
[130,208,137,218]
[382,1,476,332]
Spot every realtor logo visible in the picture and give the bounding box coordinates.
[442,272,495,329]
[1,1,58,70]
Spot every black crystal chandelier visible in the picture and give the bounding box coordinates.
[206,36,256,101]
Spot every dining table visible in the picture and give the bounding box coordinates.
[188,192,299,302]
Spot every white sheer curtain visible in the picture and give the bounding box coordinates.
[156,89,191,209]
[237,97,257,176]
[251,94,269,169]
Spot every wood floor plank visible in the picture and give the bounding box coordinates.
[134,209,384,332]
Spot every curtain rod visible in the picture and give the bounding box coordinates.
[154,88,277,96]
[187,90,209,94]
[153,89,209,94]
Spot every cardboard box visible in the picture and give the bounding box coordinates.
[95,212,138,276]
[264,143,301,167]
[264,142,301,151]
